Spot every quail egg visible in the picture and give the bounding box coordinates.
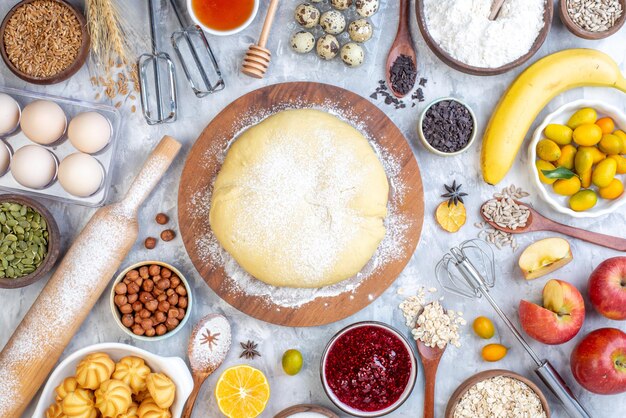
[331,0,352,10]
[295,3,320,28]
[290,31,316,54]
[340,42,365,67]
[316,34,340,60]
[320,10,346,35]
[355,0,379,17]
[348,19,373,42]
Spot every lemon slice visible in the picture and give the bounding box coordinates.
[435,201,466,233]
[215,365,270,418]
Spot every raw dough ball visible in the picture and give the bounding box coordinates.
[316,34,340,60]
[11,145,57,189]
[290,30,316,54]
[331,0,352,11]
[341,42,365,67]
[355,0,379,17]
[58,153,104,197]
[210,109,389,288]
[320,10,346,35]
[294,3,320,28]
[20,100,66,145]
[0,93,20,135]
[348,18,373,42]
[68,112,112,154]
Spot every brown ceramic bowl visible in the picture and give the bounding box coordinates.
[0,194,60,289]
[445,369,551,418]
[559,0,626,40]
[416,0,553,76]
[0,0,90,85]
[274,405,339,418]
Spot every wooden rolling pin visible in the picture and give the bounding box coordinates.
[0,136,181,418]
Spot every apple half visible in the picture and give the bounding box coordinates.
[518,238,573,280]
[519,279,585,345]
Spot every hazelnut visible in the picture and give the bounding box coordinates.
[157,293,167,302]
[148,265,161,276]
[139,309,151,319]
[168,308,179,318]
[139,266,150,278]
[165,317,179,331]
[161,268,172,279]
[139,292,154,303]
[127,293,138,304]
[114,282,127,294]
[123,278,131,285]
[121,314,134,327]
[127,282,140,295]
[157,278,170,290]
[155,213,169,225]
[132,324,145,336]
[170,276,181,288]
[155,324,167,336]
[157,300,170,312]
[154,311,167,323]
[141,318,154,330]
[134,277,143,287]
[132,301,143,312]
[142,279,154,292]
[166,288,175,297]
[144,237,157,250]
[144,327,156,337]
[153,287,164,297]
[114,294,128,307]
[160,229,176,242]
[134,314,143,324]
[175,285,187,296]
[167,293,179,306]
[177,308,185,321]
[145,299,159,312]
[119,304,133,314]
[178,296,188,309]
[127,270,139,280]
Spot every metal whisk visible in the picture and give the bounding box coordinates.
[138,0,178,125]
[436,239,592,418]
[169,0,224,97]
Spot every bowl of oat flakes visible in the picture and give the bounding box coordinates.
[445,369,550,418]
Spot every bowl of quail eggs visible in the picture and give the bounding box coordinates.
[291,0,379,68]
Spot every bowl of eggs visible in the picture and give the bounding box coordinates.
[0,87,120,207]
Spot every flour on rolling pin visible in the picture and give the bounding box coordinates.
[0,137,181,417]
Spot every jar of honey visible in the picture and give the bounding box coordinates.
[187,0,258,35]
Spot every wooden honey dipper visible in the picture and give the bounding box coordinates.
[241,0,280,78]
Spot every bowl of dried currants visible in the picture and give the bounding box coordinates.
[110,261,192,341]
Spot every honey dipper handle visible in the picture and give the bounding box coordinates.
[257,0,280,48]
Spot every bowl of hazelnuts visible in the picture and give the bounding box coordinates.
[110,261,192,341]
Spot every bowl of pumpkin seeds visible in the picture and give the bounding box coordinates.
[0,194,59,289]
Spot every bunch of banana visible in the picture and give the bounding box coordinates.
[481,49,626,185]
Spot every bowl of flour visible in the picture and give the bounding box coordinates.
[416,0,553,76]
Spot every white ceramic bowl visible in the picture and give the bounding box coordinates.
[110,261,193,342]
[529,99,626,218]
[186,0,259,36]
[32,342,194,417]
[418,97,477,157]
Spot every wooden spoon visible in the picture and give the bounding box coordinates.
[488,0,507,20]
[481,199,626,251]
[415,304,447,418]
[182,314,232,418]
[385,0,417,98]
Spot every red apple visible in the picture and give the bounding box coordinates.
[519,279,585,345]
[588,257,626,320]
[571,328,626,394]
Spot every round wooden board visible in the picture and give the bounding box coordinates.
[178,82,424,327]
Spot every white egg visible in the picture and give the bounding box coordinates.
[20,100,67,145]
[0,93,20,136]
[0,142,11,175]
[11,145,57,189]
[58,153,104,197]
[68,112,112,154]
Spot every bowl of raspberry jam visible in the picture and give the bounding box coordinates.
[321,321,417,416]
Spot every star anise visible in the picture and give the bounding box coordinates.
[199,329,220,350]
[239,340,261,359]
[441,180,468,207]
